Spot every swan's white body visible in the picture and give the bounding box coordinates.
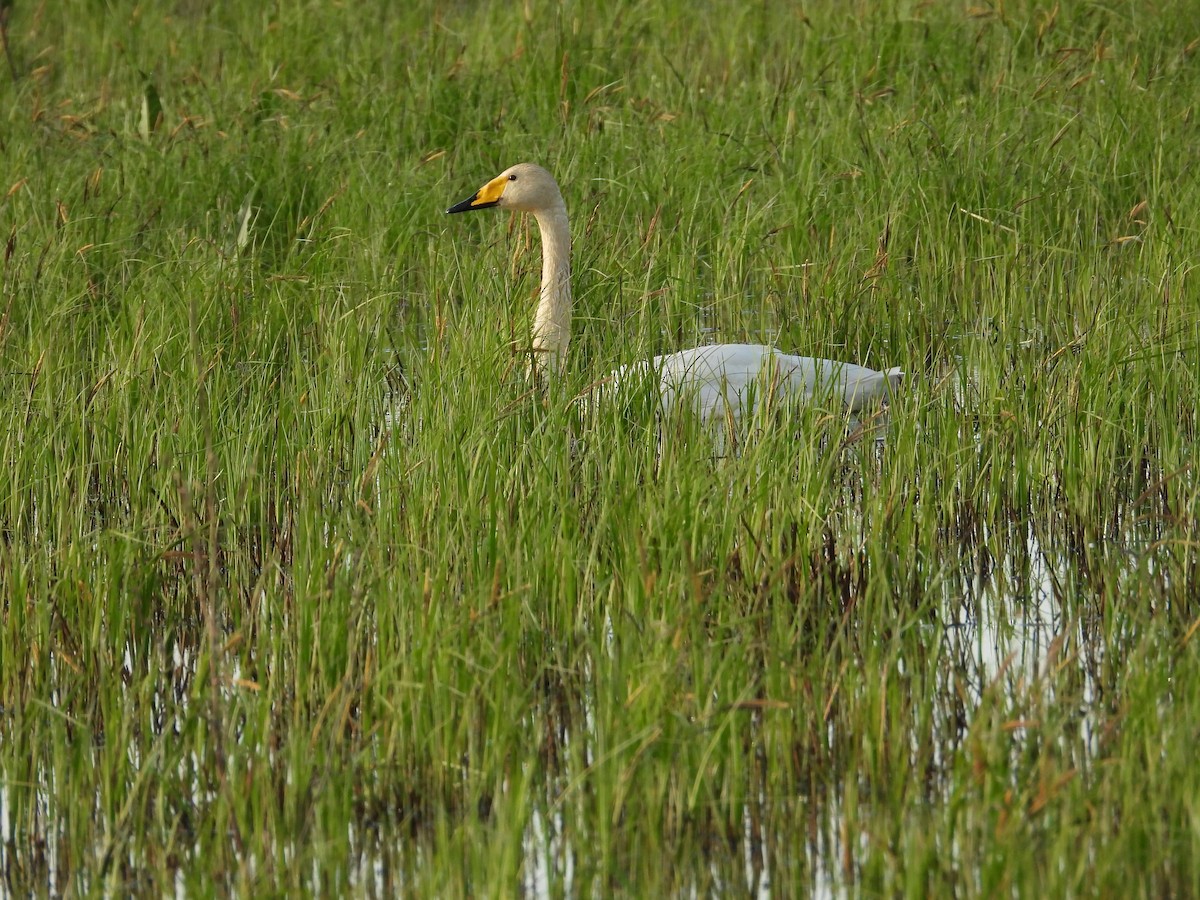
[448,163,901,419]
[616,344,901,420]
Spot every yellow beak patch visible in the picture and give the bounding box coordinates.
[447,172,509,214]
[472,173,508,207]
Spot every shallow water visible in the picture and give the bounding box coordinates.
[1,449,1188,896]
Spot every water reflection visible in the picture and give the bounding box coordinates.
[2,468,1188,896]
[950,520,1071,688]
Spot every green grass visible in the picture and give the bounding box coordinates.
[2,0,1199,895]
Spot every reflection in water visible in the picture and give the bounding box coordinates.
[2,454,1187,896]
[524,807,575,898]
[518,493,1151,896]
[951,521,1072,687]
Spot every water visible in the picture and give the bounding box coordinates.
[1,446,1187,895]
[512,489,1154,896]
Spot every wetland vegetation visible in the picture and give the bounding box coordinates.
[1,0,1198,895]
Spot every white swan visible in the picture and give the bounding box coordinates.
[447,163,902,420]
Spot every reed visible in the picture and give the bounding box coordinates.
[1,0,1197,895]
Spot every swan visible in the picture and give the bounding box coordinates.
[447,163,902,420]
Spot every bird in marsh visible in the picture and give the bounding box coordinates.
[446,163,902,420]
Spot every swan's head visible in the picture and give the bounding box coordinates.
[446,163,564,216]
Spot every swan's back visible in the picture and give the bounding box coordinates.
[613,343,902,420]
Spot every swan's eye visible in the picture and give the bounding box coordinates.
[508,174,518,181]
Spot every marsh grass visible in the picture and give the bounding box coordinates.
[2,0,1199,895]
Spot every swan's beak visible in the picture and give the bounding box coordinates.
[446,173,507,214]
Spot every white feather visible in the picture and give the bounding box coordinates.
[448,164,903,418]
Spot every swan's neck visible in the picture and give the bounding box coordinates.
[530,204,571,373]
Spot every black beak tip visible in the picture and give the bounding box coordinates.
[447,196,477,215]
